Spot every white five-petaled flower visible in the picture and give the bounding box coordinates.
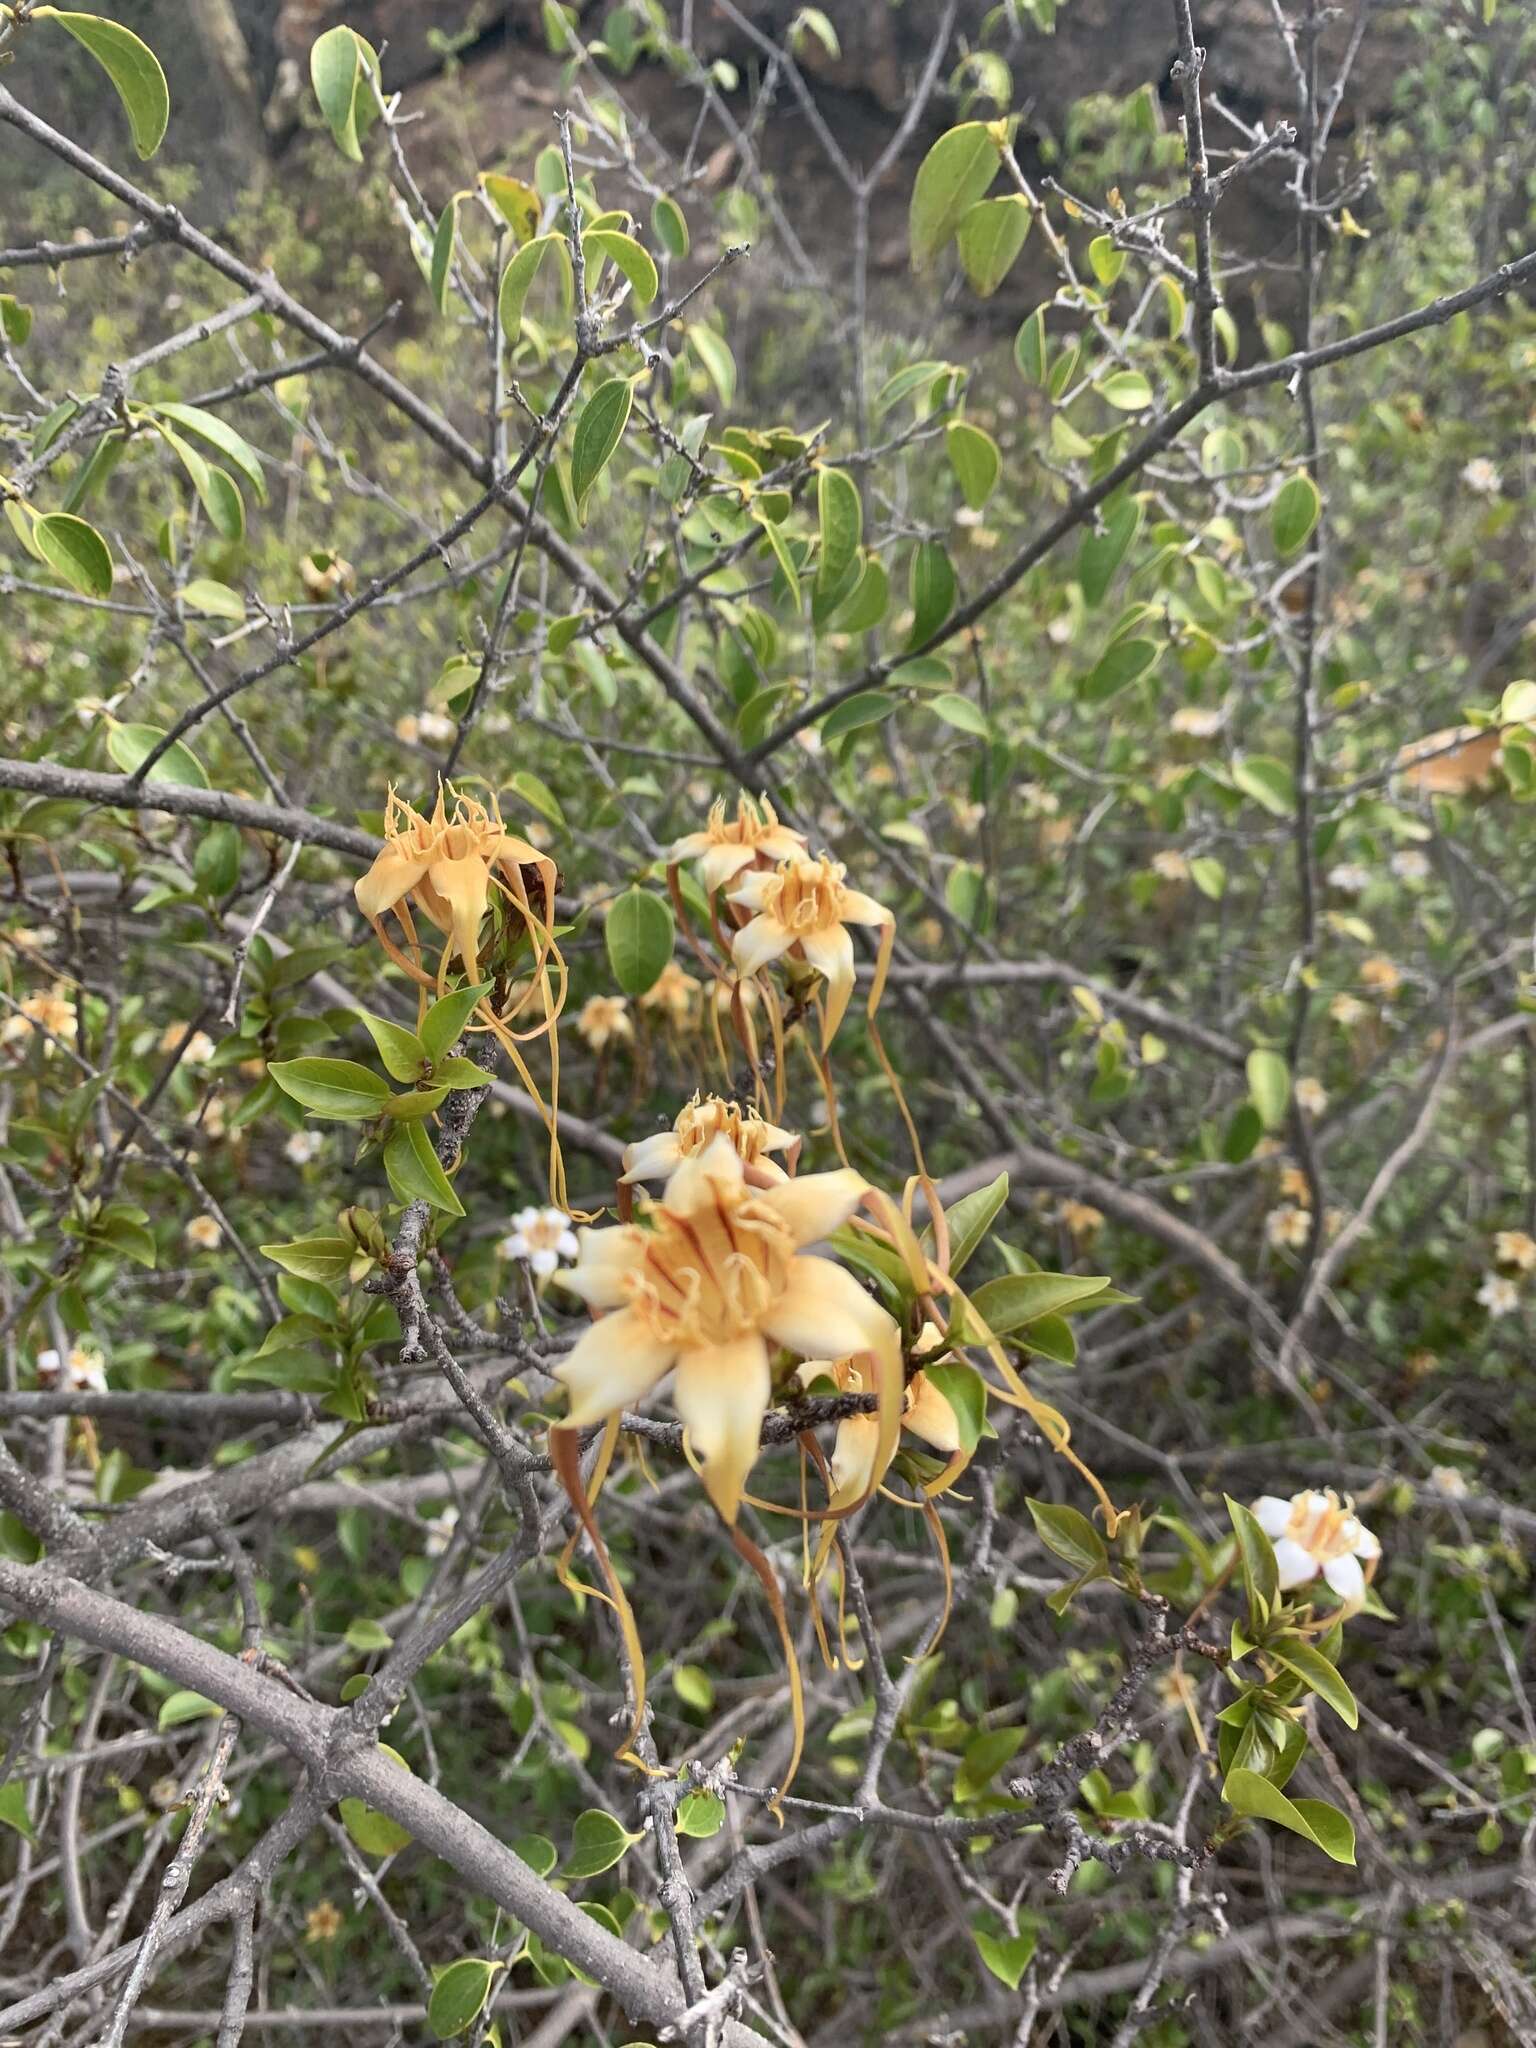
[1460,457,1501,497]
[500,1207,579,1277]
[553,1135,898,1526]
[36,1343,108,1394]
[621,1093,796,1189]
[1390,849,1430,882]
[1477,1272,1520,1318]
[1251,1488,1381,1608]
[284,1130,325,1166]
[185,1215,222,1250]
[669,793,807,894]
[1493,1230,1536,1274]
[727,854,893,1050]
[1294,1076,1329,1117]
[423,1505,459,1557]
[1326,863,1371,896]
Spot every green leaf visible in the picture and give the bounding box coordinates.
[956,193,1031,297]
[1078,497,1142,607]
[1097,369,1153,411]
[42,10,170,158]
[563,1807,641,1881]
[908,540,956,649]
[571,376,634,521]
[340,1792,412,1858]
[1014,306,1048,385]
[970,1272,1113,1334]
[955,1727,1024,1801]
[1026,1498,1109,1576]
[834,553,889,632]
[675,1788,726,1838]
[231,1350,338,1393]
[428,1959,503,2040]
[1225,1495,1280,1627]
[156,422,245,539]
[921,1361,987,1458]
[150,403,266,502]
[508,770,565,832]
[687,324,736,408]
[582,228,659,308]
[260,1237,354,1285]
[753,513,802,612]
[1190,855,1226,900]
[309,24,378,162]
[181,577,245,622]
[822,691,896,742]
[1222,1101,1263,1162]
[974,1927,1036,1991]
[481,173,541,242]
[513,1833,558,1877]
[652,194,689,260]
[345,1617,392,1652]
[382,1085,452,1123]
[1273,472,1321,555]
[1269,1637,1358,1729]
[1088,234,1126,286]
[928,1171,1009,1277]
[931,692,991,739]
[0,1781,38,1844]
[420,982,494,1063]
[356,1013,428,1084]
[0,295,33,347]
[497,235,563,340]
[269,1057,391,1121]
[946,420,1000,510]
[105,722,207,789]
[1081,637,1159,703]
[158,1688,219,1730]
[383,1120,466,1217]
[1231,753,1294,817]
[1245,1048,1290,1131]
[606,887,674,997]
[910,122,1004,270]
[815,467,862,605]
[33,512,113,598]
[430,195,462,316]
[1223,1768,1355,1864]
[672,1663,715,1714]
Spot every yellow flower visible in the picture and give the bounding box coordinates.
[1493,1229,1536,1273]
[1359,955,1402,1000]
[2,986,78,1052]
[640,959,701,1029]
[577,994,631,1052]
[727,854,893,1050]
[353,784,557,994]
[184,1215,222,1250]
[621,1092,797,1188]
[670,793,807,893]
[159,1025,216,1065]
[304,1899,344,1944]
[1059,1199,1105,1240]
[553,1135,898,1525]
[798,1351,962,1512]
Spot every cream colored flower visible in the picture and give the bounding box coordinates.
[1266,1204,1312,1250]
[1294,1076,1329,1117]
[669,793,807,894]
[499,1206,579,1277]
[417,710,456,745]
[1278,1165,1312,1205]
[36,1343,107,1394]
[1151,849,1190,883]
[1059,1200,1105,1241]
[1251,1488,1381,1608]
[1170,704,1223,738]
[185,1215,222,1250]
[553,1136,898,1524]
[304,1899,344,1944]
[423,1504,459,1557]
[393,714,421,745]
[2,986,78,1052]
[1428,1465,1469,1501]
[1493,1230,1536,1273]
[1390,849,1430,882]
[577,994,631,1052]
[799,1324,962,1511]
[1477,1272,1519,1318]
[284,1130,325,1166]
[1329,993,1367,1028]
[621,1093,796,1189]
[1460,457,1501,496]
[728,854,893,1049]
[159,1025,216,1066]
[1359,956,1402,1000]
[640,959,701,1029]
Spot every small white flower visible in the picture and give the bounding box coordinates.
[499,1206,579,1278]
[1329,993,1367,1028]
[1170,705,1223,738]
[284,1130,325,1166]
[1492,1230,1536,1273]
[1266,1204,1313,1250]
[1294,1076,1329,1117]
[1326,863,1371,896]
[185,1215,222,1250]
[1460,457,1501,497]
[393,714,421,745]
[1152,849,1190,883]
[1251,1489,1381,1608]
[35,1347,63,1386]
[1477,1272,1520,1318]
[423,1505,459,1558]
[1390,849,1430,882]
[417,710,457,744]
[952,505,984,528]
[1428,1465,1469,1501]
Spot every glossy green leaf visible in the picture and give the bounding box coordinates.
[822,691,896,742]
[1223,1768,1355,1864]
[1026,1498,1109,1576]
[150,403,266,501]
[815,467,862,604]
[428,1959,503,2040]
[355,1012,428,1083]
[1269,1637,1359,1729]
[420,982,494,1063]
[946,420,1000,509]
[105,722,208,789]
[675,1789,726,1838]
[582,229,659,308]
[259,1237,354,1285]
[181,577,245,622]
[956,193,1031,296]
[430,195,461,315]
[563,1807,641,1881]
[652,194,690,260]
[910,122,1004,269]
[1078,497,1142,607]
[268,1058,391,1120]
[908,540,956,649]
[1273,472,1321,555]
[1245,1048,1290,1131]
[1225,1494,1280,1626]
[383,1120,466,1217]
[157,1689,218,1730]
[753,512,801,611]
[606,887,674,996]
[309,24,378,162]
[571,376,634,520]
[33,512,113,598]
[970,1272,1114,1334]
[928,1171,1009,1277]
[974,1928,1036,1991]
[43,9,169,158]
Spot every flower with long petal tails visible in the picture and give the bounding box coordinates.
[553,1135,899,1525]
[798,1351,962,1512]
[621,1092,797,1188]
[669,793,807,895]
[1251,1489,1381,1609]
[728,854,894,1050]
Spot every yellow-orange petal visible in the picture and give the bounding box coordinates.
[732,913,795,979]
[903,1371,961,1456]
[354,849,430,921]
[428,852,493,978]
[799,923,856,1045]
[763,1254,895,1360]
[761,1166,867,1250]
[554,1306,675,1425]
[673,1334,771,1525]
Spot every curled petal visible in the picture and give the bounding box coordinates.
[731,913,795,980]
[1272,1536,1321,1591]
[1352,1522,1381,1561]
[428,853,493,980]
[726,870,777,914]
[904,1371,961,1456]
[828,1413,883,1510]
[799,922,856,1047]
[619,1131,683,1186]
[355,849,431,921]
[673,1335,771,1525]
[763,1253,896,1361]
[839,889,892,929]
[1251,1495,1293,1540]
[760,1166,868,1251]
[698,842,759,893]
[667,830,712,863]
[553,1307,675,1427]
[758,825,809,863]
